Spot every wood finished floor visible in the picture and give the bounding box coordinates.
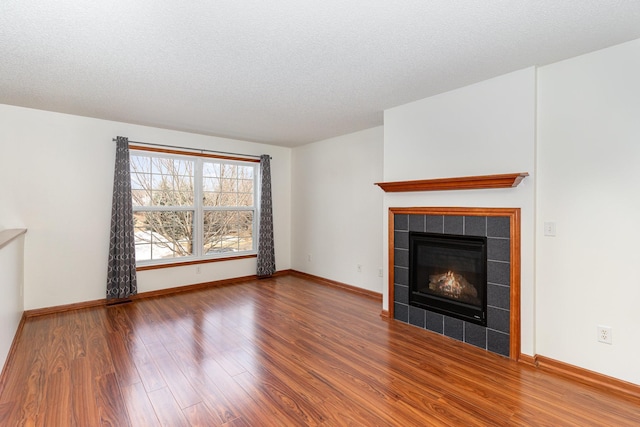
[0,275,638,426]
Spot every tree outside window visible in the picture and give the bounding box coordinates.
[130,152,257,264]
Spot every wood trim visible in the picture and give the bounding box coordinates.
[518,353,537,368]
[129,144,261,163]
[535,355,640,400]
[271,269,294,278]
[390,206,522,216]
[380,309,390,319]
[509,208,522,359]
[289,270,383,301]
[24,298,108,317]
[0,228,27,250]
[136,254,257,271]
[129,274,259,299]
[24,271,290,318]
[375,173,528,193]
[387,208,396,319]
[0,313,26,397]
[388,207,522,361]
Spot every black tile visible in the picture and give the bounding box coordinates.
[444,216,464,234]
[409,306,426,328]
[487,284,510,310]
[464,216,486,236]
[394,284,409,304]
[426,215,444,233]
[409,215,426,232]
[394,266,408,286]
[487,261,510,286]
[394,303,409,323]
[487,330,510,357]
[426,311,444,334]
[487,237,510,262]
[464,322,487,349]
[444,316,463,341]
[487,216,510,238]
[394,214,409,231]
[487,306,510,334]
[394,248,409,268]
[395,230,409,250]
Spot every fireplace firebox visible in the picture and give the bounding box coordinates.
[409,232,488,326]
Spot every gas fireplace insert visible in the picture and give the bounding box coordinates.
[409,232,488,326]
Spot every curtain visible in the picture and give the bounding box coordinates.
[106,136,138,299]
[257,154,276,277]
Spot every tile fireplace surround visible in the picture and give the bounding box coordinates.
[388,207,521,359]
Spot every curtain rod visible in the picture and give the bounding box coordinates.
[112,138,269,160]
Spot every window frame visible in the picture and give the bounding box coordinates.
[129,145,261,268]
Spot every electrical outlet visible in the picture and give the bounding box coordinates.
[597,326,612,344]
[196,266,201,274]
[357,264,362,273]
[378,268,383,277]
[307,253,312,262]
[544,221,556,236]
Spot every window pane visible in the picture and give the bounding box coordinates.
[220,178,237,192]
[134,211,194,261]
[152,157,191,176]
[203,177,219,192]
[130,156,151,173]
[203,210,253,254]
[237,190,253,207]
[238,177,253,193]
[203,162,220,179]
[238,165,254,179]
[131,188,151,207]
[202,161,254,207]
[219,193,237,206]
[131,157,195,207]
[130,156,152,206]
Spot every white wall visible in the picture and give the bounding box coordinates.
[0,105,291,310]
[536,39,640,384]
[0,231,25,371]
[383,68,537,356]
[291,127,384,293]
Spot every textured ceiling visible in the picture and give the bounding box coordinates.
[2,1,640,147]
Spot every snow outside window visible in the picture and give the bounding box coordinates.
[130,151,258,265]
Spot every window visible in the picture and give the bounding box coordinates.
[130,149,258,265]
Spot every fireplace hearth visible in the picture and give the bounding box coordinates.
[409,232,487,326]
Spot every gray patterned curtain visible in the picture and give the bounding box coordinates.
[257,154,276,277]
[106,136,138,299]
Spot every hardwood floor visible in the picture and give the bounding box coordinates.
[1,275,638,426]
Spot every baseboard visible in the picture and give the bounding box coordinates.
[534,355,640,400]
[24,298,108,317]
[380,309,390,319]
[517,353,537,367]
[24,270,291,318]
[0,313,26,397]
[129,274,258,300]
[289,270,383,301]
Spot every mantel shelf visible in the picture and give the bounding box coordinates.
[375,172,529,193]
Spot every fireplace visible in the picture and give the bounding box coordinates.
[391,210,518,358]
[409,232,488,326]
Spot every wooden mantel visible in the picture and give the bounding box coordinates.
[375,172,529,193]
